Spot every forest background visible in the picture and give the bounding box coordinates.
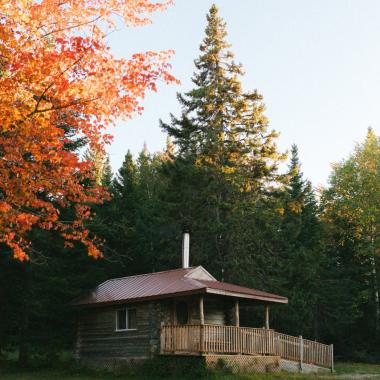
[0,1,379,367]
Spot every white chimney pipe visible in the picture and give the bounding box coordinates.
[182,232,190,268]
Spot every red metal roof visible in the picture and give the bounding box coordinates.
[72,266,287,306]
[198,280,287,303]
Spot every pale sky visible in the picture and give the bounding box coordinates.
[106,0,380,187]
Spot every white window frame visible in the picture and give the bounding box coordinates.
[115,307,137,332]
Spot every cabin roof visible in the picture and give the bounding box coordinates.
[72,266,288,307]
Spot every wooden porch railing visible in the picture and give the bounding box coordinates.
[160,324,333,370]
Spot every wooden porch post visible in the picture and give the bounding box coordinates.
[199,295,204,353]
[234,299,240,327]
[199,295,204,325]
[265,305,270,329]
[299,335,304,372]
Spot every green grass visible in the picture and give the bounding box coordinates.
[334,362,380,375]
[1,362,380,380]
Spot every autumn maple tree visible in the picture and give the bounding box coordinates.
[0,0,177,261]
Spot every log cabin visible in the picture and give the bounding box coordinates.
[72,233,333,373]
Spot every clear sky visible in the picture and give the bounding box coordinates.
[106,0,380,187]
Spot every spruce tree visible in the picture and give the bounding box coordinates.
[274,145,323,337]
[161,4,285,279]
[102,155,113,187]
[110,150,138,270]
[113,150,137,199]
[162,4,283,189]
[96,148,169,274]
[86,150,140,278]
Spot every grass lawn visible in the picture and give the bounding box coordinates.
[1,362,380,380]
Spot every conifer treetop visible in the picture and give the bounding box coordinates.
[162,4,285,191]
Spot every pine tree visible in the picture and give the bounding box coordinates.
[102,155,113,187]
[109,150,138,268]
[274,145,323,337]
[94,148,169,274]
[160,4,285,278]
[162,4,283,189]
[84,150,139,280]
[113,150,137,199]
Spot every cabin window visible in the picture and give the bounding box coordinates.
[116,308,137,331]
[176,301,189,325]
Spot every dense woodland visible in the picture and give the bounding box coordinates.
[1,5,379,365]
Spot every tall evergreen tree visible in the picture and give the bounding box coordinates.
[134,149,167,272]
[102,155,113,187]
[92,148,170,275]
[113,150,137,199]
[163,4,283,187]
[160,4,285,279]
[274,145,323,337]
[96,150,139,274]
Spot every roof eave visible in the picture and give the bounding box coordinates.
[205,288,288,304]
[71,288,208,308]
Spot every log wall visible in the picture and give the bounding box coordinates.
[76,300,170,361]
[76,294,237,362]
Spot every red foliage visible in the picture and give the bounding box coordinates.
[0,0,178,260]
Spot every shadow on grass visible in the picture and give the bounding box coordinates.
[2,358,380,380]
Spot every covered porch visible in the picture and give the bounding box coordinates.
[164,285,279,329]
[160,293,333,371]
